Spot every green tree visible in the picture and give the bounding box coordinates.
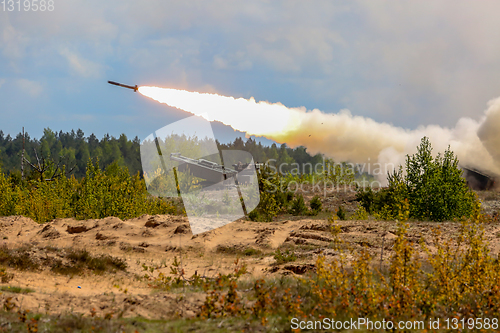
[405,137,477,221]
[358,137,478,222]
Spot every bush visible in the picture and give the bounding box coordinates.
[248,165,295,221]
[290,194,308,216]
[323,158,355,185]
[357,137,478,221]
[351,205,368,220]
[336,205,346,220]
[273,248,297,264]
[0,159,177,223]
[405,137,477,221]
[309,195,322,214]
[0,245,39,271]
[248,210,260,221]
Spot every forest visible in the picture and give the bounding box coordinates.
[0,128,323,179]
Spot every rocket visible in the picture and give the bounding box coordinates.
[107,81,138,92]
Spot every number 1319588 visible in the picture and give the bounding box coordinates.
[2,0,54,11]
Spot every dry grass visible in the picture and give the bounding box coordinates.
[0,246,126,276]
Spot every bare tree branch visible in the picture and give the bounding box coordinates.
[23,149,76,182]
[33,148,41,171]
[23,157,39,171]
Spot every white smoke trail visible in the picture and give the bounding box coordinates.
[139,86,500,182]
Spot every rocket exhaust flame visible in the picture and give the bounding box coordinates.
[138,86,301,136]
[138,85,500,183]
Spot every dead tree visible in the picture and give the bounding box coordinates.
[23,148,75,182]
[21,127,25,180]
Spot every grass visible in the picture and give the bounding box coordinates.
[0,311,274,333]
[0,245,39,271]
[242,247,263,256]
[0,246,127,276]
[273,248,297,265]
[0,286,34,294]
[215,245,263,257]
[51,249,127,275]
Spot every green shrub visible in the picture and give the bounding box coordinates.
[323,158,355,185]
[336,205,346,220]
[357,137,478,221]
[52,248,127,275]
[0,171,14,216]
[248,210,260,221]
[250,165,294,221]
[248,210,272,222]
[405,137,477,221]
[309,195,322,214]
[0,286,35,294]
[0,159,176,223]
[274,248,297,264]
[243,247,262,256]
[290,194,308,216]
[0,267,14,283]
[351,205,368,220]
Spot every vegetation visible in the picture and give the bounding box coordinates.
[290,194,308,216]
[0,245,39,271]
[51,249,127,275]
[147,214,500,329]
[1,132,496,331]
[0,159,177,223]
[248,164,294,221]
[1,128,367,223]
[0,267,14,283]
[0,286,34,294]
[309,195,322,214]
[0,128,143,179]
[322,158,356,185]
[351,205,369,220]
[0,246,127,276]
[273,249,297,264]
[215,245,262,257]
[113,213,500,331]
[0,129,325,179]
[141,257,248,294]
[336,205,346,220]
[249,171,327,220]
[357,137,478,221]
[0,311,275,333]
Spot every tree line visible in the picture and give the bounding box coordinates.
[0,128,323,179]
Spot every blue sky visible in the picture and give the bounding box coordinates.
[2,1,500,144]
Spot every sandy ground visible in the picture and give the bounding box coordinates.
[1,189,499,320]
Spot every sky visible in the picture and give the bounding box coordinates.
[1,1,500,145]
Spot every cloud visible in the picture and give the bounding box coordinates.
[106,1,500,128]
[213,53,252,71]
[16,79,43,97]
[59,48,103,78]
[3,0,500,139]
[0,78,5,89]
[0,15,29,62]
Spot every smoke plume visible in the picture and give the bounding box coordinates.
[139,86,500,181]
